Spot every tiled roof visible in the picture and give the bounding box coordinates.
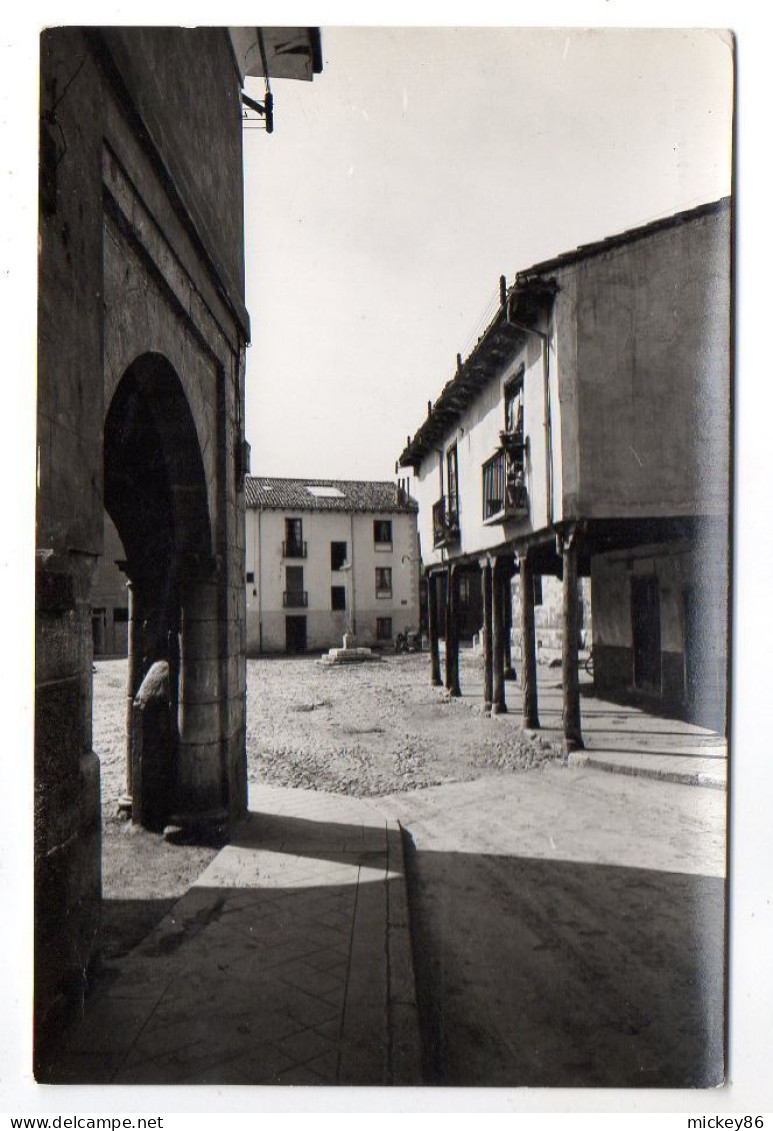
[399,196,731,468]
[245,476,418,514]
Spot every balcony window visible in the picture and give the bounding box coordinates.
[374,519,392,549]
[283,518,306,558]
[331,541,348,570]
[432,496,460,548]
[376,567,392,599]
[283,590,308,608]
[446,444,459,527]
[504,368,525,435]
[284,565,306,606]
[482,449,528,523]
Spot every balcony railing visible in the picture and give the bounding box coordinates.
[282,540,307,559]
[432,496,460,548]
[482,449,528,523]
[283,590,308,608]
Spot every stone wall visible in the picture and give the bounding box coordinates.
[36,28,248,1059]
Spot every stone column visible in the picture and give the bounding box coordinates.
[560,527,584,751]
[519,550,540,729]
[445,564,461,698]
[175,577,226,824]
[480,558,493,712]
[491,558,507,714]
[121,579,141,807]
[427,571,442,687]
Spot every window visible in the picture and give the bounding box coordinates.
[504,368,525,435]
[246,571,255,584]
[283,518,306,557]
[374,520,392,546]
[305,484,344,498]
[284,565,307,608]
[446,444,459,524]
[377,617,393,641]
[375,567,392,598]
[331,541,348,571]
[286,565,304,591]
[331,586,346,611]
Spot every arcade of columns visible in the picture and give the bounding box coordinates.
[425,527,585,751]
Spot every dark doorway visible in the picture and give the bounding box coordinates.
[457,567,484,640]
[286,616,307,654]
[103,352,213,830]
[631,575,661,692]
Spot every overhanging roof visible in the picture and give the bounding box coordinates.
[229,28,322,84]
[398,196,730,470]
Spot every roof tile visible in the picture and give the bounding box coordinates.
[245,476,418,514]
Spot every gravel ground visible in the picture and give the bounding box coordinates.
[91,650,559,913]
[247,651,560,795]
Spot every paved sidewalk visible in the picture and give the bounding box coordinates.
[380,766,726,1087]
[45,786,421,1086]
[457,655,727,789]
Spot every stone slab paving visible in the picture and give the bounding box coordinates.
[47,785,422,1086]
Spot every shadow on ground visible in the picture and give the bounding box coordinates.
[39,798,725,1089]
[403,834,725,1088]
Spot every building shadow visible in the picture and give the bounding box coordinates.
[402,836,725,1088]
[37,805,725,1089]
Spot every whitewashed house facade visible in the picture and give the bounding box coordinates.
[400,199,731,743]
[245,477,420,653]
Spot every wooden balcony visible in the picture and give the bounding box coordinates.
[432,496,460,548]
[482,450,528,524]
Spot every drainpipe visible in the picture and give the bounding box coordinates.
[257,508,263,653]
[507,299,554,528]
[349,511,357,637]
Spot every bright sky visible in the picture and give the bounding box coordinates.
[242,27,732,482]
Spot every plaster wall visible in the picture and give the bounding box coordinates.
[411,322,561,568]
[567,205,731,519]
[246,508,419,652]
[407,202,730,563]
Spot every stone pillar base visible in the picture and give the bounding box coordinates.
[563,736,585,753]
[164,806,230,843]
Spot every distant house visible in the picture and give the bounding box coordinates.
[400,198,731,744]
[90,514,129,657]
[245,477,420,653]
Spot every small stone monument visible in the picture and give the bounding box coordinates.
[317,632,383,666]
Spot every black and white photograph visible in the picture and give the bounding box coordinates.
[6,4,770,1116]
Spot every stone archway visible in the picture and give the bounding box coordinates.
[104,352,223,831]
